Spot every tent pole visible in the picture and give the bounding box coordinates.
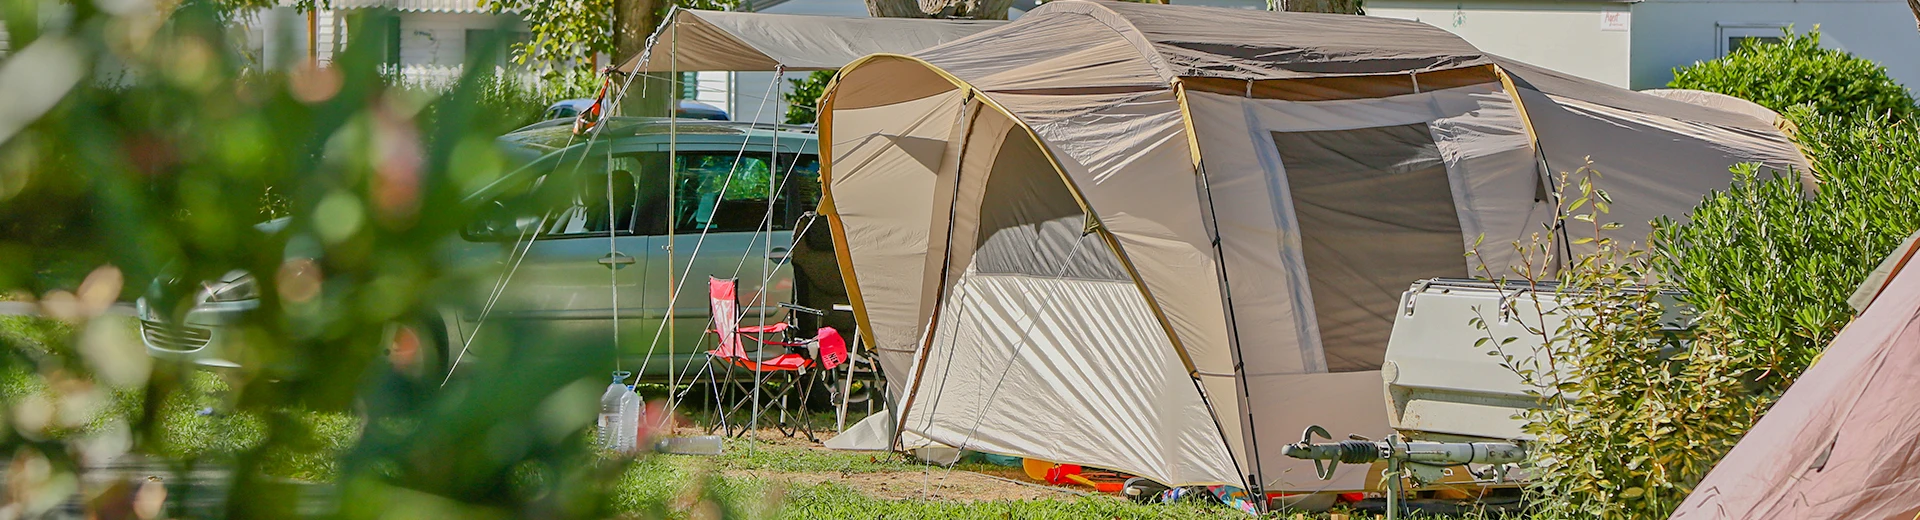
[668,15,680,419]
[1491,64,1570,274]
[1172,79,1266,508]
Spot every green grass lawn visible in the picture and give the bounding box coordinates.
[611,437,1261,520]
[5,313,1488,519]
[611,436,1488,520]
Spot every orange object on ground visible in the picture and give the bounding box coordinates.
[1021,458,1053,481]
[1064,474,1124,493]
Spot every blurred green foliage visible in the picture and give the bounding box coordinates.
[0,0,659,517]
[1669,29,1917,123]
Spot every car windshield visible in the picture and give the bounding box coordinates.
[466,150,820,240]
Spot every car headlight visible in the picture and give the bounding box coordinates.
[203,271,259,302]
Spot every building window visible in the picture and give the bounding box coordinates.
[1717,23,1789,56]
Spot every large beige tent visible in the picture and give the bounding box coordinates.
[818,0,1810,497]
[1668,232,1920,520]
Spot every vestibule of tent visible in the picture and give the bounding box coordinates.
[818,0,1810,498]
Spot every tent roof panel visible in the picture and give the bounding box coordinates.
[921,0,1492,83]
[1092,0,1491,80]
[617,10,1004,72]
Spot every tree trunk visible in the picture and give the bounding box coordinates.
[614,0,674,117]
[1282,0,1362,14]
[865,0,1013,20]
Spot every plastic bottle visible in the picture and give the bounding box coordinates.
[618,384,642,453]
[598,371,632,451]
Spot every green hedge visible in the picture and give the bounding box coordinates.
[1669,29,1916,123]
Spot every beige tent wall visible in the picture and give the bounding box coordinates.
[826,46,1256,486]
[822,66,968,399]
[1184,83,1539,491]
[903,113,1241,486]
[914,8,1257,485]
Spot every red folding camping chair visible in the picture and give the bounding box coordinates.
[703,276,848,440]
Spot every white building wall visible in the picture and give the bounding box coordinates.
[1628,0,1920,90]
[727,71,805,124]
[1369,0,1636,87]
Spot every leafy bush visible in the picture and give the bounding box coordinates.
[1493,113,1920,519]
[0,2,639,518]
[417,69,605,133]
[1655,113,1920,388]
[785,70,835,125]
[1669,29,1917,122]
[1474,167,1757,520]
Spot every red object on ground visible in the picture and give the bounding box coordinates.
[1044,464,1083,484]
[1338,492,1368,503]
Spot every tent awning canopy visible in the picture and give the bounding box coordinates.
[616,10,1005,73]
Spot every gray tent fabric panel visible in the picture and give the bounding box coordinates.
[971,140,1128,281]
[1184,86,1532,490]
[1245,370,1392,491]
[1517,89,1809,251]
[915,8,1173,93]
[1274,123,1468,372]
[920,0,1489,83]
[1091,0,1489,81]
[1494,57,1789,136]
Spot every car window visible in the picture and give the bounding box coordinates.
[545,158,642,238]
[674,152,787,233]
[466,155,641,241]
[786,155,822,219]
[466,150,820,241]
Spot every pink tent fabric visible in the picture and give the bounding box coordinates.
[1670,237,1920,519]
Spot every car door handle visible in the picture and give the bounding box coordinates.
[598,252,636,269]
[767,247,789,262]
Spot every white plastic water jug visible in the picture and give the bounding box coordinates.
[618,384,642,453]
[598,371,632,451]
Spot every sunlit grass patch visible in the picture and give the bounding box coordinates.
[151,370,359,482]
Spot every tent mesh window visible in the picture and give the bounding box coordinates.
[1272,123,1467,372]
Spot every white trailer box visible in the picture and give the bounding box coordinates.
[1383,279,1690,442]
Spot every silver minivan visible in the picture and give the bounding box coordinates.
[139,117,832,383]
